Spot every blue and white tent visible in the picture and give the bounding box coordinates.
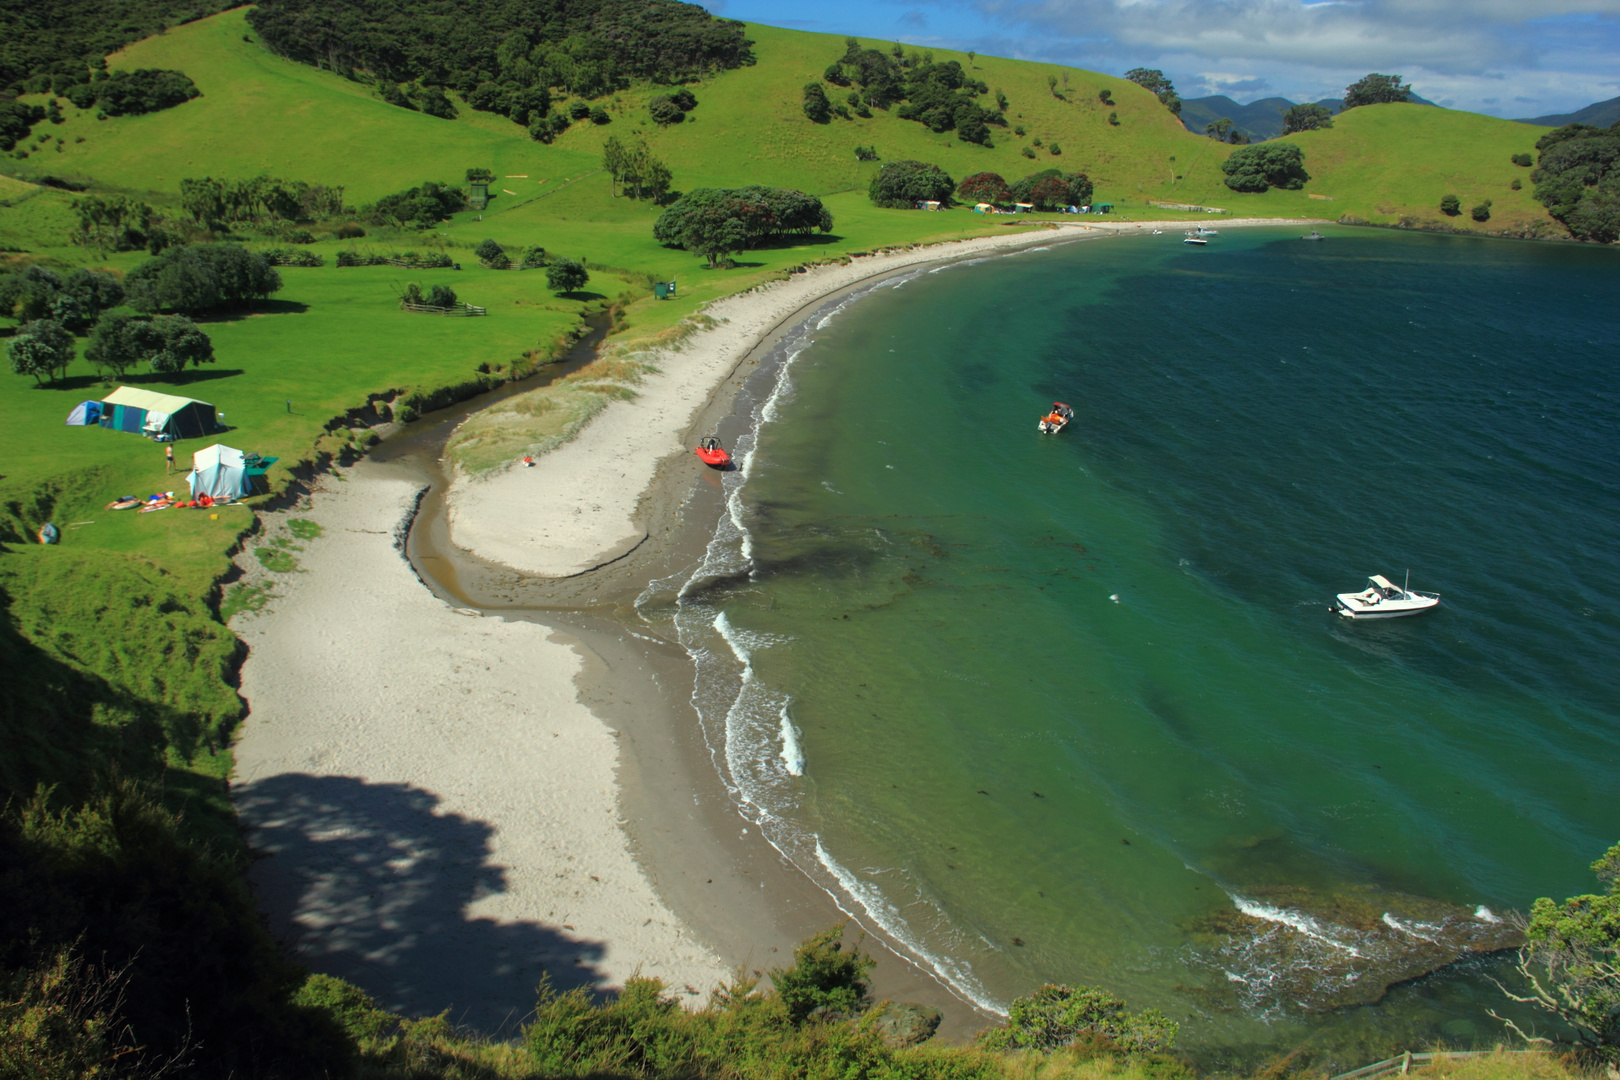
[186,444,253,501]
[64,400,103,426]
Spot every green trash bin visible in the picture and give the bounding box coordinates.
[654,281,671,300]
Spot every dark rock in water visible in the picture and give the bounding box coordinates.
[1183,883,1523,1014]
[874,1001,943,1047]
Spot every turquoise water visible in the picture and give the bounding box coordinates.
[641,228,1620,1067]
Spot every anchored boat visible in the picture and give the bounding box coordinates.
[694,436,732,468]
[1038,402,1074,434]
[1334,572,1440,619]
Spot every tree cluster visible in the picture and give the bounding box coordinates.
[377,79,458,118]
[868,160,955,208]
[1221,143,1310,192]
[1281,102,1334,135]
[977,983,1178,1054]
[957,169,1093,210]
[246,0,755,111]
[180,175,346,231]
[653,187,833,268]
[400,281,459,308]
[822,40,1003,145]
[71,195,173,253]
[1531,121,1620,243]
[1343,73,1412,110]
[124,243,283,315]
[602,136,674,201]
[474,238,510,268]
[0,0,228,92]
[0,96,45,152]
[0,266,124,331]
[363,180,469,229]
[1124,68,1181,116]
[60,67,199,116]
[84,312,215,377]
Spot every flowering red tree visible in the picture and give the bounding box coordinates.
[957,171,1011,204]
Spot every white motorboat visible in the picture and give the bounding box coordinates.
[1183,233,1208,246]
[1334,572,1440,619]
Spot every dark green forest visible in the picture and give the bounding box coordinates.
[0,0,227,89]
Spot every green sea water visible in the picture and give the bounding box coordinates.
[640,227,1620,1068]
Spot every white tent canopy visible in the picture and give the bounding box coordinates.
[186,443,252,501]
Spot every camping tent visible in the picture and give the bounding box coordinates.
[100,386,219,440]
[64,400,103,426]
[187,444,253,501]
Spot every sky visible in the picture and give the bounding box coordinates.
[704,0,1620,120]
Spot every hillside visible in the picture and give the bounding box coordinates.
[1520,94,1620,128]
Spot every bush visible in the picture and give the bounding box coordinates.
[521,246,548,269]
[771,925,874,1024]
[1048,141,1062,155]
[649,97,684,125]
[569,101,591,120]
[1440,193,1461,215]
[1511,152,1534,167]
[976,984,1178,1054]
[474,237,508,267]
[1221,142,1310,192]
[803,82,833,123]
[1021,146,1037,158]
[335,222,366,239]
[1511,178,1523,190]
[259,246,325,267]
[1108,111,1119,125]
[590,106,611,125]
[1472,201,1492,222]
[855,144,879,161]
[868,160,955,208]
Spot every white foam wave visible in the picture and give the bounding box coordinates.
[1233,895,1364,957]
[813,839,1002,1015]
[1475,905,1501,923]
[778,705,805,776]
[1382,912,1440,942]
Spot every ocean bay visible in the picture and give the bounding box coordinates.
[660,227,1620,1065]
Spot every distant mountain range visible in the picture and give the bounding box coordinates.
[1182,92,1439,142]
[1517,96,1620,128]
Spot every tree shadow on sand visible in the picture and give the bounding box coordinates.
[235,773,609,1038]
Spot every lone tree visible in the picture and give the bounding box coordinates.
[1440,193,1462,215]
[7,319,76,385]
[546,258,590,294]
[1124,68,1181,115]
[1343,73,1412,109]
[1493,841,1620,1062]
[802,83,832,123]
[1221,143,1310,192]
[958,172,1011,204]
[474,238,509,268]
[1281,102,1334,134]
[868,160,955,208]
[1205,117,1235,142]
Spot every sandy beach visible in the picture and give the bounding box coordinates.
[445,219,1320,578]
[232,218,1324,1035]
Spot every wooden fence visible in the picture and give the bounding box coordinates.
[1331,1050,1544,1080]
[400,302,487,316]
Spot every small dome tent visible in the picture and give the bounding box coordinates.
[187,444,253,501]
[64,400,103,426]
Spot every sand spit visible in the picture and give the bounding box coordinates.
[231,462,732,1032]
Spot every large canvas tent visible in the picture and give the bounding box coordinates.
[64,400,103,426]
[186,444,253,501]
[100,386,218,440]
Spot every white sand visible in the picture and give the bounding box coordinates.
[445,221,1315,577]
[231,462,732,1030]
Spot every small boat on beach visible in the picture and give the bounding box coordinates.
[1038,402,1074,434]
[694,436,732,468]
[1333,572,1440,620]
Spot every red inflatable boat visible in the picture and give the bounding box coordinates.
[695,436,732,468]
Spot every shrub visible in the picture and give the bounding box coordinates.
[335,222,366,239]
[1108,111,1119,125]
[1472,201,1492,222]
[1021,145,1037,159]
[465,166,495,183]
[521,246,548,269]
[1512,152,1534,167]
[569,101,591,120]
[590,107,610,125]
[1220,142,1310,192]
[649,97,684,125]
[868,160,955,208]
[427,284,458,307]
[976,984,1178,1054]
[854,144,879,161]
[770,925,874,1025]
[547,259,589,293]
[474,237,507,267]
[1511,178,1523,190]
[1440,193,1461,215]
[803,83,833,123]
[1048,141,1062,155]
[260,247,325,267]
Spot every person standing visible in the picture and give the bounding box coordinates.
[165,443,174,475]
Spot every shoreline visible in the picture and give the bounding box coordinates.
[231,218,1326,1039]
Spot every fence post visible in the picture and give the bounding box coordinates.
[1401,1052,1412,1075]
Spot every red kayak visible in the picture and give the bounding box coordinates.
[695,436,731,468]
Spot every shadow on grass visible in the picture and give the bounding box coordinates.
[125,368,248,387]
[236,773,610,1037]
[203,299,311,321]
[554,290,607,302]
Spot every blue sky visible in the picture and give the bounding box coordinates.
[705,0,1620,119]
